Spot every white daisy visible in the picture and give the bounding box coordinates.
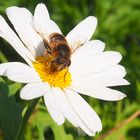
[0,3,129,136]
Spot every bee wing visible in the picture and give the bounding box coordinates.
[43,39,52,53]
[69,35,87,54]
[36,31,53,53]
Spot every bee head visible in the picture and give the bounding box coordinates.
[50,57,71,72]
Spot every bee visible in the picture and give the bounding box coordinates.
[40,32,71,73]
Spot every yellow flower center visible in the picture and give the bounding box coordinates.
[33,56,72,88]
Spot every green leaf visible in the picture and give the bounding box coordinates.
[0,50,7,62]
[8,83,22,96]
[0,82,23,140]
[51,122,73,140]
[25,104,74,140]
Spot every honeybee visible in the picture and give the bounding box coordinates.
[40,32,71,73]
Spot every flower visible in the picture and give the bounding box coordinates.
[0,3,129,136]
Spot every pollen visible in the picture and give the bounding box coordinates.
[33,56,72,88]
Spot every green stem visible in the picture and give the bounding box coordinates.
[15,98,40,140]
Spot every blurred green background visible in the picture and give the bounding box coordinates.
[0,0,140,140]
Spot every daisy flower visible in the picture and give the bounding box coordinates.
[0,3,129,136]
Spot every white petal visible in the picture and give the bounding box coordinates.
[20,82,49,100]
[5,63,41,83]
[44,88,65,125]
[53,88,99,135]
[65,89,102,135]
[34,3,61,36]
[71,40,105,61]
[89,65,127,79]
[0,15,34,66]
[72,65,130,87]
[0,62,23,75]
[66,16,97,49]
[73,77,129,87]
[34,3,50,25]
[69,83,127,101]
[52,88,79,127]
[6,6,45,56]
[70,51,122,76]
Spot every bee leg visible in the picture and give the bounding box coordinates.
[49,60,58,73]
[64,68,68,82]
